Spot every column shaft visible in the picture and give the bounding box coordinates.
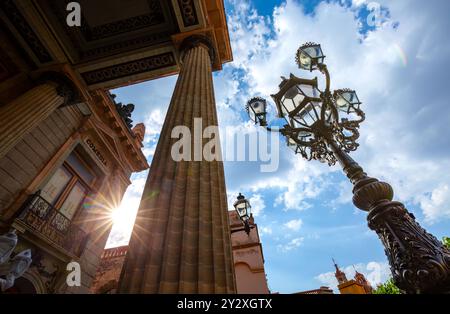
[118,43,235,293]
[0,83,64,159]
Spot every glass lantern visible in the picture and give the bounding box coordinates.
[246,97,268,126]
[334,89,361,114]
[274,76,321,120]
[296,43,325,71]
[233,193,251,222]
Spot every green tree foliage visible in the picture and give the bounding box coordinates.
[443,237,450,249]
[373,278,401,294]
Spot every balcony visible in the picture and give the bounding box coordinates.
[13,192,89,258]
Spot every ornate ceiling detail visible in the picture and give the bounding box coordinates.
[38,0,177,63]
[0,0,231,88]
[177,0,199,27]
[48,0,166,41]
[0,48,18,82]
[81,52,176,85]
[0,0,53,63]
[69,31,173,62]
[81,2,164,40]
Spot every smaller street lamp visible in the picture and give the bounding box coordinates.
[246,97,268,127]
[233,193,254,235]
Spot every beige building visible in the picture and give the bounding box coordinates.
[229,212,270,294]
[0,0,233,293]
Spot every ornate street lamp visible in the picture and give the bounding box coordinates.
[233,193,254,235]
[245,42,450,294]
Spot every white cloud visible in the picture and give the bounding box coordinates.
[351,0,366,7]
[420,184,450,224]
[227,0,272,70]
[260,226,273,237]
[284,219,303,231]
[214,68,240,107]
[277,237,304,252]
[144,109,165,139]
[140,109,166,159]
[249,193,265,216]
[236,151,333,212]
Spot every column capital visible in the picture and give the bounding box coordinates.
[36,71,83,107]
[179,34,216,65]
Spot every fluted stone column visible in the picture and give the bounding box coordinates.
[0,72,80,159]
[118,36,236,293]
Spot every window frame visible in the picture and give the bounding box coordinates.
[47,151,97,222]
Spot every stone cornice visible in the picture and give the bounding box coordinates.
[172,0,233,71]
[91,90,149,173]
[202,0,233,64]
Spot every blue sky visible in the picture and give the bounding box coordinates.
[106,0,450,293]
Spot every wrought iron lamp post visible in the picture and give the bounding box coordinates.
[245,42,450,294]
[233,193,255,235]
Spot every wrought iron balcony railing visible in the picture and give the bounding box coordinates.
[15,191,89,258]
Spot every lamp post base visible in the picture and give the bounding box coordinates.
[367,198,450,294]
[350,173,450,293]
[328,139,450,293]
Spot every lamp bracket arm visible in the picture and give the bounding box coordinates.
[317,64,331,93]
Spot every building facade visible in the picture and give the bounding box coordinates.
[333,260,373,294]
[0,0,232,293]
[0,85,148,293]
[295,287,334,294]
[90,245,128,294]
[229,212,270,294]
[0,79,149,292]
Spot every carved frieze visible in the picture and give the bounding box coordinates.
[0,49,19,82]
[41,0,175,63]
[81,52,176,85]
[177,0,199,27]
[0,0,53,63]
[48,0,165,41]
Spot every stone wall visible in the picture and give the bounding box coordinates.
[0,106,83,215]
[90,246,128,293]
